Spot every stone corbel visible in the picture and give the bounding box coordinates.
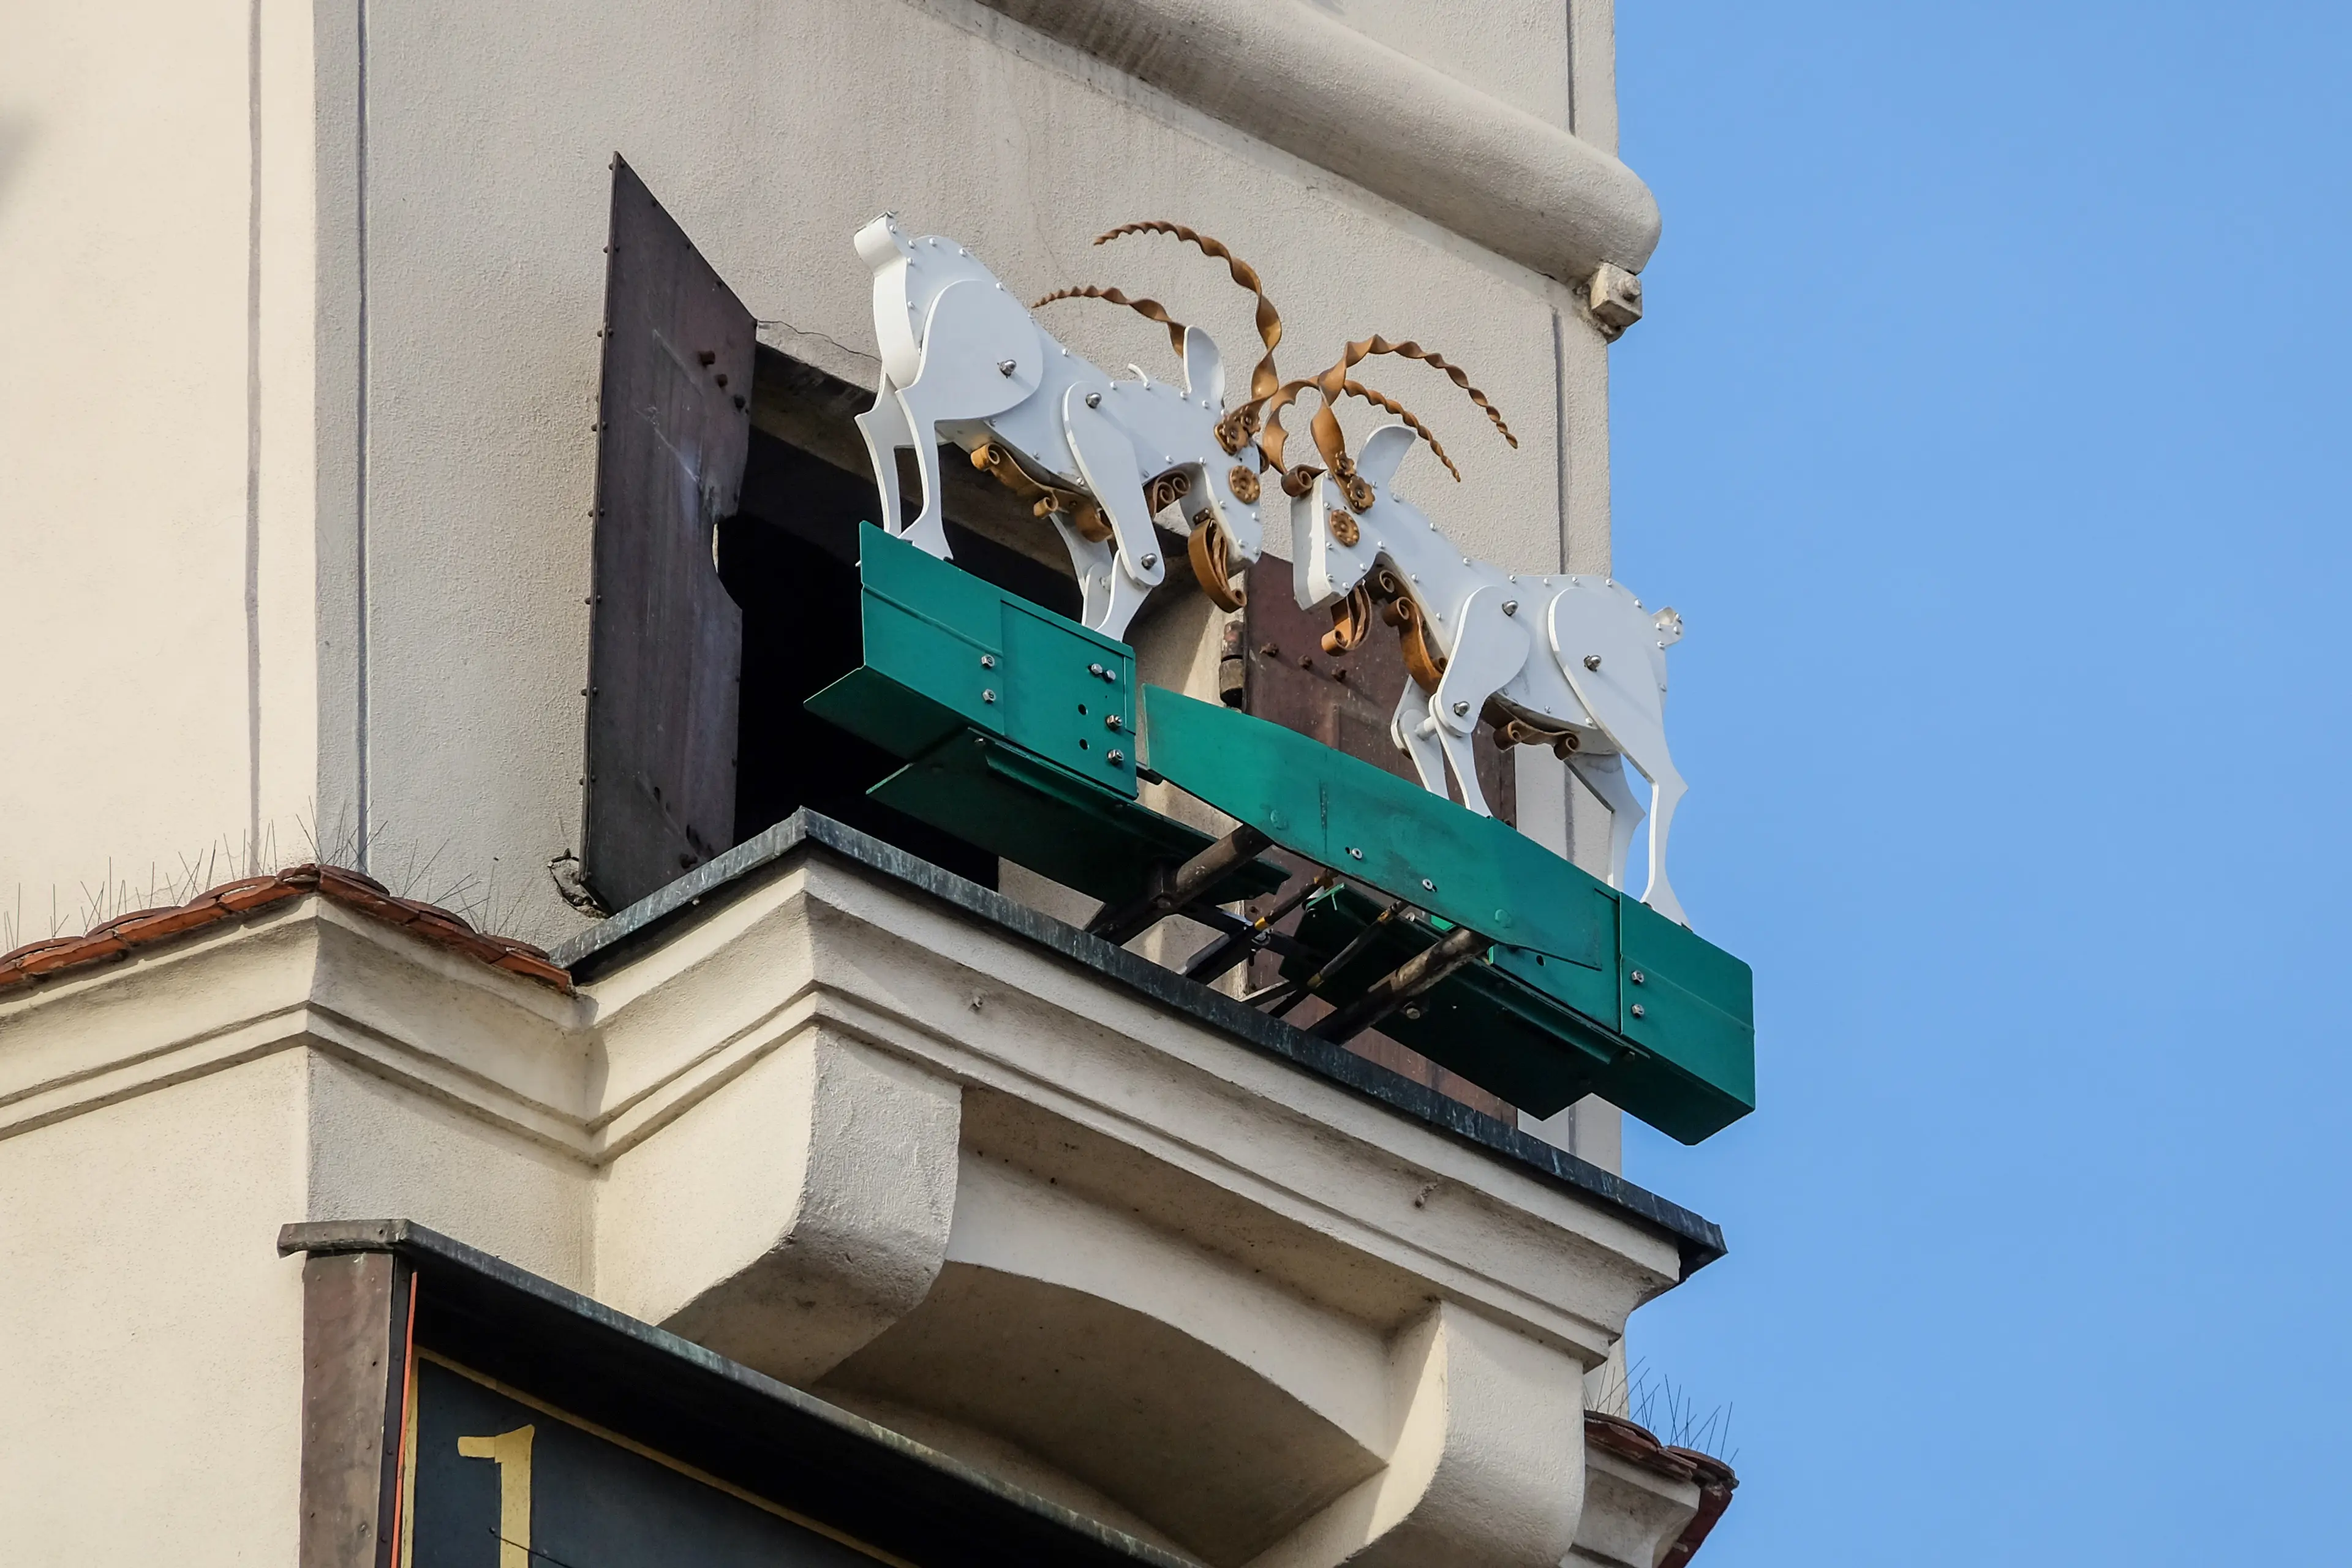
[1251,1302,1589,1568]
[594,1029,961,1384]
[1570,1447,1700,1567]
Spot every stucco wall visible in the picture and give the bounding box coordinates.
[0,1,260,932]
[0,1053,308,1565]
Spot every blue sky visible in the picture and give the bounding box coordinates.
[1607,2,2352,1559]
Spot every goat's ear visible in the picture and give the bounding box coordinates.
[1183,325,1226,404]
[1357,423,1415,489]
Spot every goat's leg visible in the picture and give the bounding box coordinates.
[881,384,956,560]
[1631,748,1690,926]
[1391,681,1450,798]
[1061,387,1166,638]
[854,373,915,542]
[1427,587,1532,818]
[889,278,1041,559]
[1569,750,1645,894]
[1046,515,1119,629]
[1434,717,1491,816]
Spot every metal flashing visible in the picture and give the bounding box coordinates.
[549,810,1727,1275]
[276,1219,1196,1568]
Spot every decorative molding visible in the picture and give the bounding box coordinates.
[0,837,1697,1364]
[965,0,1661,282]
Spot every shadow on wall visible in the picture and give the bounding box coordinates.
[0,118,35,218]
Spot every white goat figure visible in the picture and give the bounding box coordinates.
[853,216,1283,638]
[1266,341,1695,925]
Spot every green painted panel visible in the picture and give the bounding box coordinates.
[813,524,1137,798]
[803,665,967,763]
[1489,888,1621,1022]
[1142,685,1613,967]
[805,529,1754,1144]
[871,732,1281,909]
[810,527,1273,908]
[1287,891,1619,1118]
[1618,897,1757,1114]
[1287,889,1753,1142]
[999,601,1137,795]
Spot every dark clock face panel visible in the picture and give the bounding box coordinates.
[407,1356,884,1568]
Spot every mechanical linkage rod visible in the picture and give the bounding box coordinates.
[1087,824,1275,948]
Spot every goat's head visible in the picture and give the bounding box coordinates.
[1269,339,1519,655]
[1033,222,1291,610]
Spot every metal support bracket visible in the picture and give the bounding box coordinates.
[1309,924,1489,1044]
[1088,824,1273,946]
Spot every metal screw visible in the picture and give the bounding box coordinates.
[1106,748,1125,767]
[1452,700,1469,716]
[998,359,1017,376]
[982,689,997,703]
[1630,969,1646,984]
[1348,847,1365,860]
[1629,1002,1646,1018]
[1420,877,1436,891]
[1584,654,1603,671]
[1085,392,1102,409]
[1088,663,1106,678]
[1502,600,1518,616]
[1402,1005,1424,1020]
[980,654,996,668]
[1105,714,1123,731]
[1140,553,1158,570]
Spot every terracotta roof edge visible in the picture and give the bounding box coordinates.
[0,864,571,996]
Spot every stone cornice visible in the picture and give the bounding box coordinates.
[0,837,1702,1363]
[959,0,1662,282]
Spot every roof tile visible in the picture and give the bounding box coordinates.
[0,864,572,996]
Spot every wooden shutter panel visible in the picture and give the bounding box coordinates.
[1238,587,1518,1120]
[582,156,754,912]
[1238,589,1517,825]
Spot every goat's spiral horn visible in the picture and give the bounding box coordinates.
[1032,285,1187,360]
[1335,381,1458,480]
[1308,336,1516,488]
[1095,221,1284,409]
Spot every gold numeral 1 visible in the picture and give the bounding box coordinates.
[456,1425,535,1568]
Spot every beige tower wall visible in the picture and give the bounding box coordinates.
[1,0,1639,983]
[0,1055,309,1565]
[0,2,262,928]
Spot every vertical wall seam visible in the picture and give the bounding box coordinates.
[353,0,371,868]
[1564,0,1578,135]
[246,0,265,858]
[1551,307,1570,574]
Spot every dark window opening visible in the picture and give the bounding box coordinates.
[585,159,1096,913]
[718,381,1086,891]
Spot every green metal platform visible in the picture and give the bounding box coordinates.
[807,525,1283,910]
[807,524,1755,1143]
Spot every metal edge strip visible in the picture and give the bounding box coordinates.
[276,1218,1196,1568]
